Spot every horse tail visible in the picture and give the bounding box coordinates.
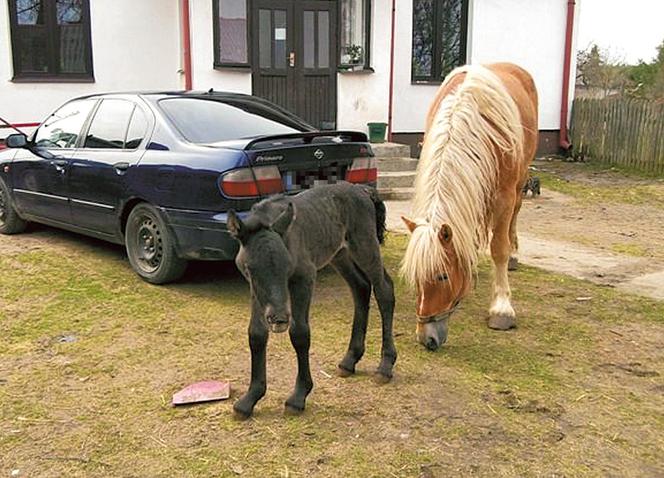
[365,186,386,245]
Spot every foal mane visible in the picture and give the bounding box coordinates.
[401,65,524,287]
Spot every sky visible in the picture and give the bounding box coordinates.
[577,0,664,64]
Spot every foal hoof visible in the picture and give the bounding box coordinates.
[336,365,355,378]
[284,402,305,416]
[373,371,393,385]
[232,400,254,421]
[508,256,519,271]
[488,314,517,330]
[232,407,252,421]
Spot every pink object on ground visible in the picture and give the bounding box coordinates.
[172,380,230,406]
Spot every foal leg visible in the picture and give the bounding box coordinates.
[508,193,523,271]
[284,271,315,414]
[233,299,269,419]
[349,244,397,383]
[489,194,518,330]
[331,248,371,376]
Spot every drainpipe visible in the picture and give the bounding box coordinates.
[181,0,193,90]
[559,0,576,151]
[387,0,396,142]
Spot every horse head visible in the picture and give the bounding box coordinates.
[402,216,471,351]
[228,202,296,333]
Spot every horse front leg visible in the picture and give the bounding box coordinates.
[285,272,315,414]
[489,196,518,330]
[233,299,269,419]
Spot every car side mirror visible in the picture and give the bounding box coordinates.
[5,133,28,149]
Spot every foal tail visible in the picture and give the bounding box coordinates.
[367,187,386,245]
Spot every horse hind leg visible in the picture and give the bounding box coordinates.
[331,248,371,377]
[347,240,397,383]
[508,190,523,271]
[489,195,518,330]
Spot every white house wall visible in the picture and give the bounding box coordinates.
[391,0,580,133]
[468,0,580,131]
[0,0,579,138]
[336,0,391,132]
[0,0,181,128]
[190,0,252,94]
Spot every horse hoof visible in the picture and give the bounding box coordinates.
[373,371,393,385]
[233,401,254,420]
[284,403,305,415]
[488,314,517,330]
[233,408,252,421]
[508,256,519,271]
[336,365,354,378]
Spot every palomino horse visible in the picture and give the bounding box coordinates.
[401,62,538,350]
[227,183,397,418]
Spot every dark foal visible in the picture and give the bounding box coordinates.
[227,183,397,419]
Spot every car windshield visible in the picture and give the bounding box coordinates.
[159,97,311,144]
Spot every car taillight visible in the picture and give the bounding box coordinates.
[220,166,283,197]
[345,157,377,183]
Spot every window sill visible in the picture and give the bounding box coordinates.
[12,75,95,84]
[213,63,251,72]
[411,79,443,86]
[338,65,374,74]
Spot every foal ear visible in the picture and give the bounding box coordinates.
[271,202,295,236]
[401,216,418,233]
[438,224,453,244]
[227,210,245,240]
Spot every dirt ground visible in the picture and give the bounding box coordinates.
[1,160,664,477]
[388,158,664,300]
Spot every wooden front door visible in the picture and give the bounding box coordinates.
[252,0,337,130]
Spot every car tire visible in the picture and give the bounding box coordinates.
[0,178,27,235]
[125,203,187,284]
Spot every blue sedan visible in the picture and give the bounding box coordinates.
[0,91,377,283]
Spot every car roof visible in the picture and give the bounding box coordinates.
[66,90,316,131]
[70,90,257,102]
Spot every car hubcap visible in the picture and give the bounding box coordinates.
[135,216,163,272]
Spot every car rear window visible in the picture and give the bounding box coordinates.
[159,97,310,144]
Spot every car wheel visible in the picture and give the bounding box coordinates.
[125,203,187,284]
[0,178,27,235]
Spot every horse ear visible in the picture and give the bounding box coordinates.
[272,202,295,236]
[401,216,417,233]
[227,210,245,240]
[439,224,453,244]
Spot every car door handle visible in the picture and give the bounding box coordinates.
[51,159,68,173]
[113,162,130,174]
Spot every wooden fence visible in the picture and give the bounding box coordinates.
[570,98,664,175]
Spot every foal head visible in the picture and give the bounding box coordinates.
[228,202,296,333]
[402,217,471,351]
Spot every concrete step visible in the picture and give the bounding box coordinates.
[378,187,414,201]
[370,142,411,158]
[377,157,419,172]
[378,171,416,189]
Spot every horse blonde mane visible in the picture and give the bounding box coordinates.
[401,65,524,287]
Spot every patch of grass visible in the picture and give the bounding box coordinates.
[1,231,664,476]
[610,242,650,257]
[531,159,664,208]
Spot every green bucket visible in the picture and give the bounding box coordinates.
[367,122,388,143]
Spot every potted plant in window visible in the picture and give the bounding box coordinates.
[347,44,363,65]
